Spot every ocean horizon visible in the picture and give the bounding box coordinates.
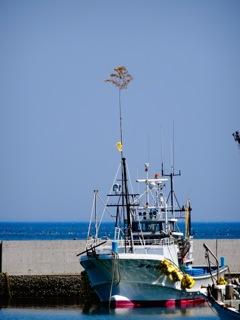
[0,221,239,241]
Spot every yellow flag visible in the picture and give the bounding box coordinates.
[116,141,123,152]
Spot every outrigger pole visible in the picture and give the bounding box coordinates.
[105,66,134,251]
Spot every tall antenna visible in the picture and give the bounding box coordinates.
[147,134,150,164]
[162,123,183,217]
[160,125,163,166]
[105,66,133,157]
[172,120,175,174]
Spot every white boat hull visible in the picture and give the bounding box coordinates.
[80,253,215,307]
[94,282,204,308]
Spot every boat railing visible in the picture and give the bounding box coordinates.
[83,236,175,255]
[117,237,175,247]
[114,226,124,240]
[136,237,174,246]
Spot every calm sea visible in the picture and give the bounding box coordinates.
[0,304,222,320]
[0,221,239,241]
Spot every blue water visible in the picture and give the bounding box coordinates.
[0,221,239,240]
[0,305,221,320]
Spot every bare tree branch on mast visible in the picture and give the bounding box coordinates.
[105,66,133,155]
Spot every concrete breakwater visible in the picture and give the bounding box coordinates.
[0,273,82,298]
[0,239,239,300]
[0,240,85,275]
[0,272,98,304]
[0,240,93,302]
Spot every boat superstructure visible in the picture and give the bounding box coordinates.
[80,156,227,307]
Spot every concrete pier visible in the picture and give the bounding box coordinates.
[0,239,239,301]
[0,273,82,298]
[1,240,85,275]
[192,239,240,272]
[0,239,239,275]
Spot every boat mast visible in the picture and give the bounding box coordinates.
[161,134,192,238]
[161,161,182,217]
[105,66,134,250]
[94,189,98,237]
[161,123,185,217]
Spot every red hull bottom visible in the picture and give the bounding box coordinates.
[110,297,206,309]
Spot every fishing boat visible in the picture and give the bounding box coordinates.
[207,284,240,319]
[79,67,228,308]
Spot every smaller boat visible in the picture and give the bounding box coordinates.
[207,283,240,319]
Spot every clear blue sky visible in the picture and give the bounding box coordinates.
[1,0,240,222]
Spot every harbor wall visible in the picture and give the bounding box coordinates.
[192,239,240,272]
[0,239,239,275]
[0,273,99,303]
[0,239,239,301]
[1,240,85,275]
[193,239,240,273]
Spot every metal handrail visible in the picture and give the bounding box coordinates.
[114,237,175,247]
[203,243,219,282]
[83,236,175,255]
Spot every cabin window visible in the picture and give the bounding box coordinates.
[169,221,176,232]
[139,222,163,233]
[132,222,141,232]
